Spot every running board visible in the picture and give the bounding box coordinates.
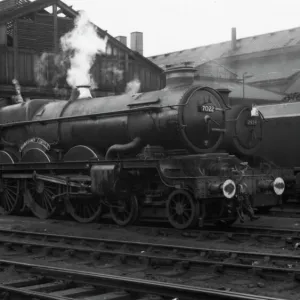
[2,173,91,189]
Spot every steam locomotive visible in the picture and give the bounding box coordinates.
[252,102,300,203]
[0,67,285,228]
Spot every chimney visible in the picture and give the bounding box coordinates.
[231,27,237,50]
[164,66,196,88]
[0,25,6,45]
[69,86,92,101]
[115,36,127,46]
[130,32,143,55]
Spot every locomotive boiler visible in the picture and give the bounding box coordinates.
[0,67,285,228]
[1,67,262,160]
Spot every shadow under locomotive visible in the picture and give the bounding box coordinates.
[0,66,285,229]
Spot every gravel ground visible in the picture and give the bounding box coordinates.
[0,215,299,299]
[0,215,299,254]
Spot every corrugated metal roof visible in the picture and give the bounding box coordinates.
[148,27,300,69]
[230,58,300,83]
[0,0,30,13]
[198,79,283,101]
[0,0,75,22]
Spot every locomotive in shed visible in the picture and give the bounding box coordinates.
[0,67,285,228]
[251,102,300,203]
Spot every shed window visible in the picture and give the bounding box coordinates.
[106,44,112,55]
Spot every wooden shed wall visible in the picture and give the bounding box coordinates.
[0,14,163,95]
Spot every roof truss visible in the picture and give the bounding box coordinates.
[0,0,76,24]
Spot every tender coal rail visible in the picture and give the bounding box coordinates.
[0,259,285,300]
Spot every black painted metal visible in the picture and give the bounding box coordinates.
[0,83,261,158]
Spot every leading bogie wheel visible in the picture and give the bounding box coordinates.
[110,194,139,226]
[166,189,200,229]
[0,179,23,215]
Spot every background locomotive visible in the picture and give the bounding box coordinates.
[0,67,285,228]
[251,102,300,204]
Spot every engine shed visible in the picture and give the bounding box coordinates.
[0,0,164,99]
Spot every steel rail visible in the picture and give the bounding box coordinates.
[3,223,300,240]
[0,229,300,276]
[0,258,289,300]
[0,227,298,251]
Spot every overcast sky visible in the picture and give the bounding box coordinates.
[63,0,300,57]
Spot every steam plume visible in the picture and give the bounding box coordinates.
[34,52,69,87]
[106,67,124,84]
[34,11,136,95]
[12,79,24,103]
[125,78,141,96]
[60,10,107,88]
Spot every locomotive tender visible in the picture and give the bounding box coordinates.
[0,67,285,228]
[252,102,300,202]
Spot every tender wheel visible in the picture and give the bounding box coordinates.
[110,194,139,226]
[24,180,58,219]
[65,193,103,223]
[166,190,200,229]
[0,179,23,215]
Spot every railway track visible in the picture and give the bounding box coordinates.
[266,206,300,218]
[135,223,300,238]
[61,221,300,247]
[11,212,300,239]
[0,259,288,300]
[0,228,298,299]
[3,219,300,252]
[0,228,299,273]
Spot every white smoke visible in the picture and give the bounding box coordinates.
[125,78,141,96]
[34,52,69,87]
[60,10,107,88]
[107,67,124,83]
[251,106,259,117]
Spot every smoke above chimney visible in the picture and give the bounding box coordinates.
[231,27,237,51]
[60,11,108,89]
